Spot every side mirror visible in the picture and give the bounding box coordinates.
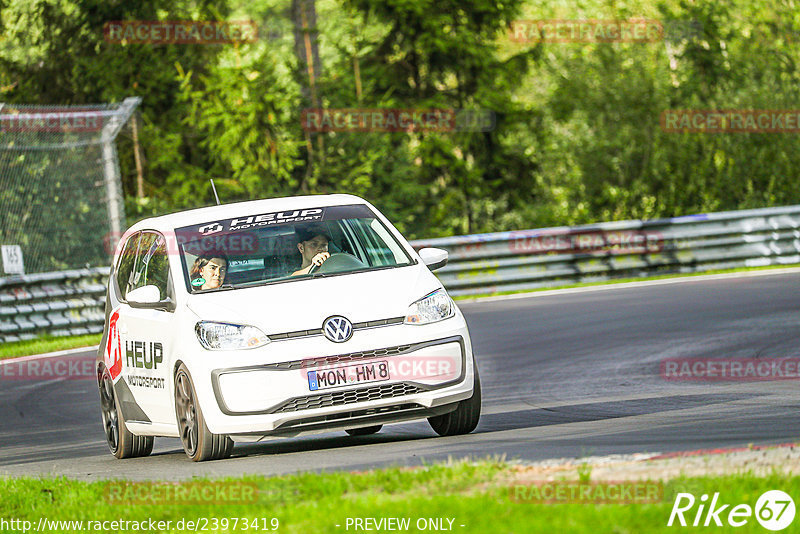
[127,285,175,312]
[418,247,448,271]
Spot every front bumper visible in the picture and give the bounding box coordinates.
[188,316,475,437]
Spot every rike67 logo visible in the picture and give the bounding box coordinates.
[669,490,796,531]
[104,309,123,380]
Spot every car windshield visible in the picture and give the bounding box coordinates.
[174,204,415,293]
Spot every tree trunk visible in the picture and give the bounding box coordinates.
[292,0,324,188]
[131,113,145,199]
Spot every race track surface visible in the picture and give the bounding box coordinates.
[1,272,798,480]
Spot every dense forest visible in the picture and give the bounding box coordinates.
[0,0,798,240]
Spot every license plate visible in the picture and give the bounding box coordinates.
[307,360,390,391]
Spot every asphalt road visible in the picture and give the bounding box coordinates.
[2,271,799,480]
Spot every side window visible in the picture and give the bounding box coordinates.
[115,232,141,300]
[368,219,408,264]
[348,218,395,266]
[130,232,170,300]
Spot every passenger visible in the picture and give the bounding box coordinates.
[189,254,228,290]
[291,225,331,276]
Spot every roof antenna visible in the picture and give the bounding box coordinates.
[209,178,221,205]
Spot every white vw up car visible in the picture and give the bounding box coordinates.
[97,194,480,461]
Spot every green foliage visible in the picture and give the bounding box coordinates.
[527,0,800,225]
[1,0,799,244]
[175,54,305,203]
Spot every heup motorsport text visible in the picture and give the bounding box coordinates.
[126,341,163,370]
[198,208,324,235]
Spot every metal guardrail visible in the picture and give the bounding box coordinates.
[1,205,800,343]
[410,204,800,297]
[0,268,108,343]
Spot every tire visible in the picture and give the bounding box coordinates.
[99,370,153,459]
[345,425,382,436]
[428,365,481,436]
[175,363,234,462]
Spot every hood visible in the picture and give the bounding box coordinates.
[186,264,440,335]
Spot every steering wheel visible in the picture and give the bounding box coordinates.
[307,253,366,275]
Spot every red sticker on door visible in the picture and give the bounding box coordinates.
[104,309,123,380]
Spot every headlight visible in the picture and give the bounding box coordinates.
[195,321,269,350]
[404,289,455,325]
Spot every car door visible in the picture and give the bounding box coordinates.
[116,231,175,425]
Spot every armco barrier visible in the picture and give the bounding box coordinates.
[0,268,108,343]
[409,205,800,297]
[1,205,800,343]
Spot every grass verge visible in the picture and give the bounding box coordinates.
[1,460,797,533]
[0,334,100,361]
[453,263,800,301]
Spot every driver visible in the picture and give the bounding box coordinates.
[189,253,228,290]
[291,225,331,276]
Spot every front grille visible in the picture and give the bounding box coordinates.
[264,343,413,371]
[268,327,322,340]
[270,382,422,413]
[268,316,404,341]
[276,402,423,430]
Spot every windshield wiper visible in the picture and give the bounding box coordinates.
[194,264,411,291]
[201,283,237,293]
[309,264,407,279]
[232,278,289,289]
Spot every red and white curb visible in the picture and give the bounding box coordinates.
[513,442,800,469]
[648,441,798,461]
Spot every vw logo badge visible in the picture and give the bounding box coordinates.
[323,316,353,343]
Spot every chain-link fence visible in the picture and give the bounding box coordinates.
[0,98,139,275]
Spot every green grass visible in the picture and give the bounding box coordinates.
[0,334,100,360]
[1,460,798,533]
[453,263,800,301]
